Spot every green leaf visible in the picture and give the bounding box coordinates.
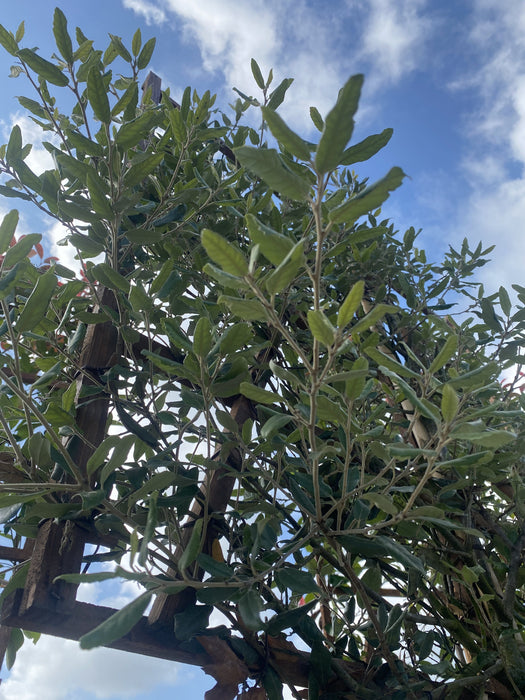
[361,492,398,516]
[275,567,319,594]
[131,28,142,57]
[480,297,502,332]
[67,129,104,157]
[4,233,41,267]
[240,381,281,405]
[261,106,311,160]
[265,239,304,294]
[309,106,324,132]
[329,167,406,226]
[16,271,57,332]
[441,383,459,423]
[179,518,203,571]
[245,214,293,265]
[429,335,458,374]
[201,229,248,276]
[315,74,363,173]
[53,7,73,63]
[193,317,212,357]
[265,599,317,635]
[137,37,156,70]
[307,309,336,347]
[340,128,393,166]
[234,146,311,201]
[251,58,265,89]
[338,280,364,327]
[87,67,111,124]
[350,303,395,335]
[499,285,512,317]
[115,110,161,150]
[109,34,132,63]
[0,209,19,254]
[123,153,163,187]
[237,589,263,630]
[92,263,130,293]
[0,24,18,55]
[80,591,152,649]
[17,48,68,86]
[267,77,293,110]
[364,346,420,379]
[86,171,113,219]
[6,125,22,164]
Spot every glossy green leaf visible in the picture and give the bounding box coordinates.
[329,167,406,225]
[17,48,68,86]
[364,346,421,379]
[237,589,263,630]
[193,316,212,357]
[87,171,113,219]
[315,74,363,173]
[307,309,336,347]
[4,233,41,267]
[234,146,311,201]
[240,381,281,404]
[87,67,110,124]
[115,111,161,150]
[109,34,131,63]
[137,37,156,70]
[265,239,304,294]
[0,24,18,55]
[261,106,311,160]
[309,106,324,132]
[16,271,57,332]
[245,214,293,265]
[6,125,22,164]
[67,129,104,157]
[429,334,458,373]
[499,285,512,317]
[267,77,293,110]
[53,7,73,63]
[91,263,130,293]
[274,567,319,594]
[201,228,248,276]
[350,303,395,335]
[441,383,459,423]
[178,518,203,571]
[0,209,19,254]
[480,297,502,332]
[340,128,393,166]
[123,152,163,187]
[80,591,152,649]
[338,280,364,327]
[251,58,265,89]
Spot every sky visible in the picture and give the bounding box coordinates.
[0,0,524,697]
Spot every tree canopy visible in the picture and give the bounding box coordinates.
[0,9,525,699]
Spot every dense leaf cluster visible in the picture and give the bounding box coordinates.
[1,9,525,698]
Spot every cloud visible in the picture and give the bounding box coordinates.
[0,635,181,700]
[122,0,167,25]
[122,0,431,133]
[358,0,433,84]
[0,113,55,175]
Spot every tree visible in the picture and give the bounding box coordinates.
[0,9,525,699]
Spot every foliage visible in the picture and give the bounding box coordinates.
[1,9,525,698]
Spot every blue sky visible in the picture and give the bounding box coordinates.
[0,1,524,698]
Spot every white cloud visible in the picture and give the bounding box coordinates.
[0,635,181,700]
[0,113,55,175]
[358,0,432,84]
[122,0,167,25]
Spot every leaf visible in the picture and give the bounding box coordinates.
[240,381,281,405]
[87,172,113,219]
[17,48,68,86]
[350,303,395,335]
[137,37,156,70]
[87,67,111,124]
[340,128,393,165]
[362,492,398,515]
[92,263,130,293]
[53,7,73,63]
[480,297,502,332]
[0,209,19,255]
[16,271,57,332]
[364,346,420,379]
[265,239,304,294]
[499,285,512,317]
[309,106,324,132]
[4,233,41,267]
[123,152,164,187]
[251,58,265,89]
[307,309,336,347]
[234,146,311,201]
[338,280,364,327]
[80,591,152,649]
[441,383,459,423]
[261,106,311,160]
[267,77,293,110]
[0,24,19,55]
[265,599,317,635]
[429,335,458,374]
[329,167,406,225]
[245,214,293,266]
[115,111,161,150]
[237,589,263,630]
[6,125,22,164]
[201,229,248,276]
[179,518,203,571]
[67,129,104,157]
[274,567,319,594]
[315,74,363,173]
[109,34,132,63]
[193,316,212,357]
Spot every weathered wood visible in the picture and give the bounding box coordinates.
[1,589,211,666]
[18,519,85,622]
